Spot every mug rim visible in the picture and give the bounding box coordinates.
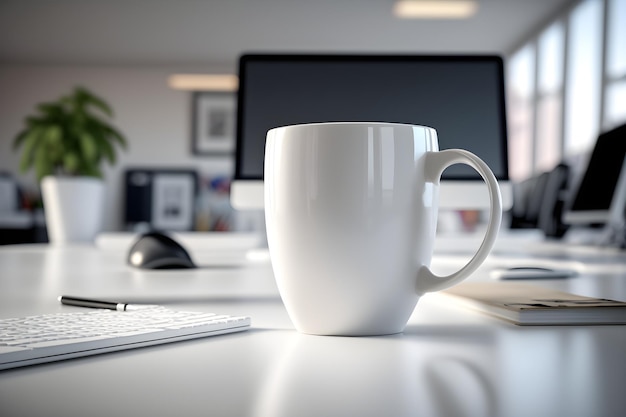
[268,121,436,134]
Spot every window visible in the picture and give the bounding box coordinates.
[535,22,564,172]
[604,0,626,127]
[563,0,604,156]
[605,82,626,127]
[606,0,626,78]
[507,0,626,180]
[507,45,535,181]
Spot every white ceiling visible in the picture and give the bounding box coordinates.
[0,0,576,70]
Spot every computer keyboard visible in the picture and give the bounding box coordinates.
[0,306,251,370]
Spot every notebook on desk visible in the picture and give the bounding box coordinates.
[442,282,626,325]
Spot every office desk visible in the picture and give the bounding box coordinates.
[0,240,625,417]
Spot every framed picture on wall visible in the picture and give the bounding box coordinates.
[192,92,236,155]
[124,169,198,231]
[151,172,196,230]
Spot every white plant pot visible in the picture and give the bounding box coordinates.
[41,176,105,244]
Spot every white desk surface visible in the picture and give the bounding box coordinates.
[1,234,626,417]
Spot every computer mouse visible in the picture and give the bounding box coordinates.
[127,232,196,269]
[490,266,577,280]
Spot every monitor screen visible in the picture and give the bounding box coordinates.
[564,123,626,225]
[232,54,511,209]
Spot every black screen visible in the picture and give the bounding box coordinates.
[235,54,508,181]
[569,123,626,212]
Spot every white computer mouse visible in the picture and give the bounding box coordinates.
[490,266,578,280]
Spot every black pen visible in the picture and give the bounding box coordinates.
[58,295,150,311]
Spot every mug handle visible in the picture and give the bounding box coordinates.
[416,149,502,294]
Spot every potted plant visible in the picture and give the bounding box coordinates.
[12,86,127,244]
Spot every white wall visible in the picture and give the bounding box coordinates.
[0,65,236,231]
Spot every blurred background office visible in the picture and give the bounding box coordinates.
[0,0,624,243]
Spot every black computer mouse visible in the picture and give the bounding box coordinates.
[127,232,196,269]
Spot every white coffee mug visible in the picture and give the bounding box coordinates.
[265,122,502,336]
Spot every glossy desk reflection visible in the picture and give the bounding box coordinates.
[0,241,624,417]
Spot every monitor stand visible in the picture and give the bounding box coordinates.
[231,180,514,211]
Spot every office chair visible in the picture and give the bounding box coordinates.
[509,177,536,229]
[522,172,550,228]
[537,163,570,238]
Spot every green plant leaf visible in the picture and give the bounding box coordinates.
[76,86,113,118]
[104,125,128,148]
[37,102,65,120]
[44,125,62,145]
[43,125,64,162]
[63,152,80,175]
[34,146,53,181]
[79,131,98,162]
[12,129,29,150]
[80,164,103,179]
[25,116,47,127]
[93,131,116,164]
[18,128,44,173]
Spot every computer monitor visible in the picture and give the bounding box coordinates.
[563,123,626,226]
[231,54,512,210]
